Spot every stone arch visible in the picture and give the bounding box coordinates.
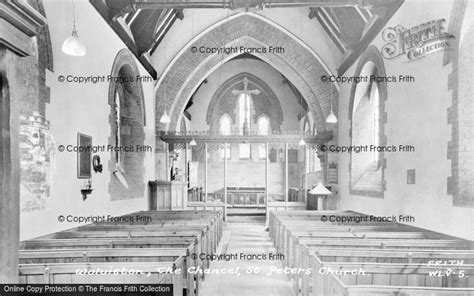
[108,49,146,125]
[33,0,54,72]
[155,13,337,134]
[348,45,387,198]
[108,49,146,200]
[206,72,283,134]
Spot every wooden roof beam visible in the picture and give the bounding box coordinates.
[90,0,158,79]
[131,0,365,9]
[337,0,404,76]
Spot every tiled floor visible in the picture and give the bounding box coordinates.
[200,216,295,295]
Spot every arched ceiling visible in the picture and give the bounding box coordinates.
[90,0,403,78]
[89,0,404,136]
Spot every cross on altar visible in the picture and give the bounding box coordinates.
[232,77,260,135]
[231,77,261,97]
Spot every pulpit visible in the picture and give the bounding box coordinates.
[148,180,188,210]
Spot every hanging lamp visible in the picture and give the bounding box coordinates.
[160,38,171,124]
[160,110,171,123]
[326,2,338,123]
[326,75,338,123]
[62,0,86,56]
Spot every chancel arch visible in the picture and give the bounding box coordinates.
[155,13,338,135]
[108,49,146,200]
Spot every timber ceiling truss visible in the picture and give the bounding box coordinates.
[90,0,403,79]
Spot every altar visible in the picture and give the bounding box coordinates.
[227,186,266,208]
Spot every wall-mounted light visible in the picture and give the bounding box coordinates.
[62,0,86,56]
[189,138,197,146]
[80,179,93,200]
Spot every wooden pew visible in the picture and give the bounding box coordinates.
[268,210,432,245]
[289,239,473,295]
[300,249,474,296]
[309,258,474,296]
[19,210,223,296]
[20,238,203,290]
[19,261,183,296]
[277,228,448,264]
[73,210,223,255]
[268,211,474,296]
[269,211,471,270]
[273,220,420,256]
[269,210,370,239]
[275,224,416,256]
[47,229,214,268]
[19,248,191,296]
[131,210,222,237]
[312,249,474,264]
[83,210,222,252]
[129,210,222,236]
[20,237,197,250]
[20,237,205,293]
[283,233,472,272]
[72,225,218,256]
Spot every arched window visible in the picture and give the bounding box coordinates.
[258,116,270,158]
[349,46,386,197]
[219,115,231,159]
[108,49,145,200]
[238,94,251,134]
[370,82,380,165]
[238,94,251,159]
[352,74,381,171]
[113,90,124,169]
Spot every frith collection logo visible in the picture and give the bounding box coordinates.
[381,19,454,61]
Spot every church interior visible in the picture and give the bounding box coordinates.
[1,0,474,295]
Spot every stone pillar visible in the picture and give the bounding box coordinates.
[0,1,46,283]
[223,143,227,221]
[285,142,289,209]
[204,143,208,208]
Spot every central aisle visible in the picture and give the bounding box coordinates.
[200,216,295,296]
